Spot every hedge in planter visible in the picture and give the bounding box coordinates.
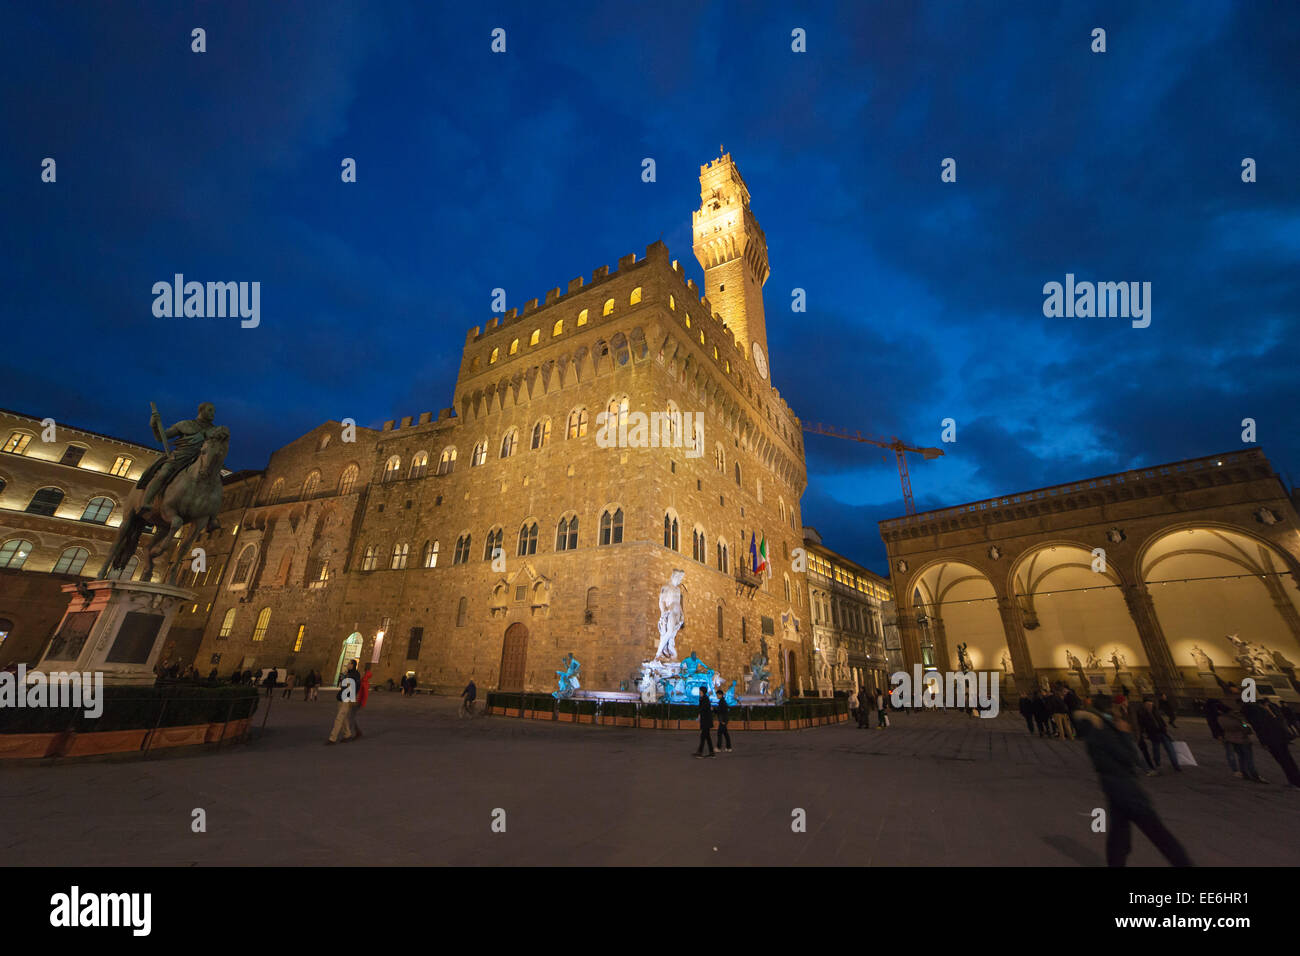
[0,685,260,735]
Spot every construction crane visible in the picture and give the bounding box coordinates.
[801,422,944,515]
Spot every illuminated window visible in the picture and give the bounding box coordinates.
[603,298,615,316]
[2,432,32,455]
[437,447,457,475]
[362,545,378,571]
[490,348,499,364]
[338,464,359,495]
[685,314,691,328]
[599,508,624,545]
[218,608,236,638]
[577,308,588,326]
[606,395,629,432]
[409,452,429,479]
[252,607,271,642]
[700,331,705,345]
[293,624,306,652]
[669,295,675,311]
[567,407,588,439]
[0,539,33,569]
[663,513,679,551]
[531,419,551,450]
[106,554,139,581]
[630,287,642,305]
[530,329,540,346]
[453,534,471,565]
[52,547,90,575]
[483,528,502,561]
[80,496,115,524]
[509,338,519,355]
[302,471,321,498]
[517,522,538,556]
[553,319,563,336]
[472,441,486,466]
[423,540,439,568]
[110,456,133,477]
[391,542,410,570]
[383,456,401,482]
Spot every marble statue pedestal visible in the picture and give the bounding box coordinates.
[36,580,197,685]
[1254,672,1300,703]
[1082,668,1110,696]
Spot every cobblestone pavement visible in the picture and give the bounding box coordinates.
[3,693,1298,866]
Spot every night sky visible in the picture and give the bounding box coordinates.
[4,1,1298,574]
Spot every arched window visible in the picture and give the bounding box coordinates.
[338,464,359,495]
[715,444,725,473]
[456,596,468,627]
[0,539,33,569]
[599,508,624,546]
[361,545,379,572]
[106,554,140,581]
[669,294,675,311]
[602,298,615,316]
[490,347,499,364]
[577,308,588,327]
[663,513,679,551]
[268,478,285,502]
[517,522,538,556]
[317,433,331,452]
[383,456,401,482]
[391,542,410,570]
[692,528,706,563]
[472,441,487,466]
[410,452,429,479]
[553,318,564,336]
[437,447,457,475]
[756,478,763,504]
[423,540,439,568]
[26,487,64,516]
[717,605,724,640]
[252,607,271,642]
[500,429,518,458]
[302,471,321,499]
[218,607,236,638]
[483,528,503,562]
[567,408,588,439]
[509,338,519,355]
[734,462,741,486]
[784,573,792,603]
[52,547,90,575]
[529,329,540,346]
[453,534,471,565]
[556,515,578,551]
[630,287,642,305]
[606,395,629,433]
[80,496,115,524]
[716,541,729,574]
[664,401,680,446]
[685,313,691,329]
[531,420,551,450]
[586,587,599,620]
[232,545,256,584]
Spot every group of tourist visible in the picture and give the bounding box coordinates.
[693,686,733,757]
[850,688,891,729]
[1203,687,1300,787]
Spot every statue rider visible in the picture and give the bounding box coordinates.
[140,402,222,509]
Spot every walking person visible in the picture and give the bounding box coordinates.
[694,687,716,758]
[1243,697,1300,788]
[326,660,361,744]
[282,671,296,699]
[858,687,872,729]
[1204,697,1239,775]
[876,689,888,728]
[1158,693,1178,729]
[1136,699,1180,773]
[1031,691,1051,737]
[1075,695,1193,867]
[460,678,477,718]
[716,692,733,752]
[353,665,372,739]
[1019,694,1035,734]
[1125,698,1158,776]
[263,666,278,698]
[1218,693,1264,782]
[1049,689,1075,741]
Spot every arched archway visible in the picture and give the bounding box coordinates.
[1007,542,1145,693]
[907,560,1000,673]
[1140,524,1300,688]
[499,622,529,691]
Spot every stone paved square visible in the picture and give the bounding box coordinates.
[3,693,1298,867]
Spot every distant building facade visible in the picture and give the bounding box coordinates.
[803,528,894,696]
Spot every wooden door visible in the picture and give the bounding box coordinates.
[499,623,529,691]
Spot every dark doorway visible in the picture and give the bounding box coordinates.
[499,622,529,691]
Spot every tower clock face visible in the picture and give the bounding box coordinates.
[751,342,768,380]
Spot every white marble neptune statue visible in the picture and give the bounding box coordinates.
[655,569,686,660]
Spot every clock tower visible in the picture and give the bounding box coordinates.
[692,152,772,382]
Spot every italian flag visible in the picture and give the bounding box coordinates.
[756,535,769,574]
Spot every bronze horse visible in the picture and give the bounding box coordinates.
[99,426,230,584]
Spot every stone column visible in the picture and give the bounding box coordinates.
[898,611,924,671]
[995,596,1035,691]
[930,614,953,671]
[1120,583,1187,703]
